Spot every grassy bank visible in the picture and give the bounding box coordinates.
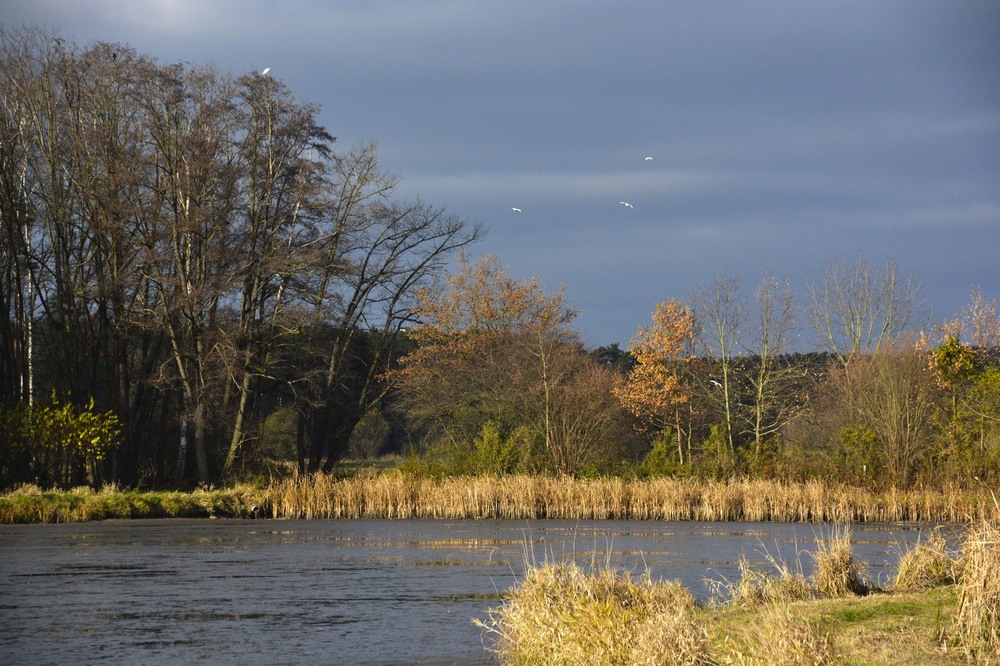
[479,519,1000,665]
[1,474,994,524]
[0,483,267,523]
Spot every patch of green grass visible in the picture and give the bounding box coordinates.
[0,484,269,523]
[701,587,961,666]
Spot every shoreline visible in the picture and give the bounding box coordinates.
[2,474,993,525]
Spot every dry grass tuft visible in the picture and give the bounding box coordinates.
[710,529,867,609]
[717,555,815,609]
[949,516,1000,664]
[721,603,837,666]
[811,526,869,598]
[893,527,958,591]
[478,560,709,665]
[628,607,715,666]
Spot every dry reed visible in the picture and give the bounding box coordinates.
[893,527,958,591]
[2,474,990,524]
[713,555,815,609]
[264,474,988,523]
[477,560,707,665]
[949,516,1000,663]
[708,528,868,609]
[811,526,869,597]
[720,603,837,666]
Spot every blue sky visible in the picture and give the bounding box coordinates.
[3,0,998,347]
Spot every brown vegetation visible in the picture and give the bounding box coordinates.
[266,473,990,522]
[3,474,992,524]
[893,527,958,591]
[482,520,1000,665]
[949,516,1000,663]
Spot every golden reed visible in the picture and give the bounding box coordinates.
[266,474,988,523]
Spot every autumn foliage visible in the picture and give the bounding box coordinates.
[613,300,695,432]
[392,254,629,474]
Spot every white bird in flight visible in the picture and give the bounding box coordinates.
[261,67,270,76]
[511,207,522,213]
[619,201,633,209]
[644,156,653,161]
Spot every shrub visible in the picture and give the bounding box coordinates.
[1,395,121,487]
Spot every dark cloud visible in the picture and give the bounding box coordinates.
[3,0,997,346]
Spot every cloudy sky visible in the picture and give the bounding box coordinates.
[3,0,998,347]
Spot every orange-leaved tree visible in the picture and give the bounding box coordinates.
[614,299,695,465]
[392,254,625,474]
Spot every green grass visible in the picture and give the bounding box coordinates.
[481,526,985,666]
[0,483,269,522]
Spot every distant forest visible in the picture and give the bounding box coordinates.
[2,28,998,491]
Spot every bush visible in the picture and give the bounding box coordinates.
[638,433,687,477]
[1,395,121,488]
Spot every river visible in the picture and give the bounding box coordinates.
[0,518,947,665]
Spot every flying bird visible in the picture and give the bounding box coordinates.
[511,207,522,213]
[619,201,633,209]
[644,156,653,161]
[261,67,270,76]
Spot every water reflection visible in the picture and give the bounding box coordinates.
[0,519,952,665]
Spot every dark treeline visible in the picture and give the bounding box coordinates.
[2,28,998,493]
[0,27,479,488]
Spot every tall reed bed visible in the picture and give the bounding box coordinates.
[1,474,991,524]
[949,514,1000,663]
[266,474,990,523]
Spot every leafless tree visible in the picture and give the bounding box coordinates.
[298,144,481,472]
[808,252,921,360]
[693,270,746,459]
[825,343,940,487]
[741,272,806,459]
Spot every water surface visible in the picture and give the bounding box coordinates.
[0,519,948,665]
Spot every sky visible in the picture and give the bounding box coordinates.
[3,0,998,348]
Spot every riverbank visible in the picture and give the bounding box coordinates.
[0,483,265,523]
[0,474,994,524]
[479,520,999,665]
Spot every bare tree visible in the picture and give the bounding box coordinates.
[825,344,940,487]
[141,62,239,483]
[693,270,746,459]
[220,72,335,474]
[0,27,479,486]
[299,145,481,472]
[742,272,806,459]
[808,252,921,360]
[0,34,34,405]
